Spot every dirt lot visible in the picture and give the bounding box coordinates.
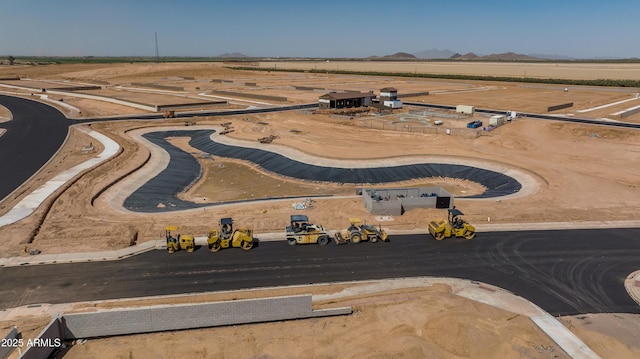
[63,286,568,359]
[1,62,639,358]
[3,112,637,257]
[3,282,639,359]
[263,60,640,80]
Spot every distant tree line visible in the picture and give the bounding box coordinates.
[5,56,229,65]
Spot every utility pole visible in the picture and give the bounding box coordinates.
[155,32,160,62]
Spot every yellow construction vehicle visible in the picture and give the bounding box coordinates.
[335,218,388,244]
[285,215,331,246]
[428,208,476,240]
[207,217,254,252]
[165,226,195,253]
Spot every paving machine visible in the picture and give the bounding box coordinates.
[428,208,476,240]
[335,218,388,244]
[285,214,331,246]
[207,217,254,252]
[165,226,195,253]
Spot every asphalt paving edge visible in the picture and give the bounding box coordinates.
[0,126,120,228]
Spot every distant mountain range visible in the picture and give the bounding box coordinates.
[217,52,249,58]
[408,49,639,61]
[216,50,634,61]
[450,52,541,61]
[410,48,562,60]
[368,52,418,60]
[365,49,575,60]
[369,50,544,61]
[413,49,457,59]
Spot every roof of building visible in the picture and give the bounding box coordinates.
[380,87,398,92]
[319,91,376,100]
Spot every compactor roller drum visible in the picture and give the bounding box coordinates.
[428,208,476,241]
[165,226,195,253]
[207,217,255,252]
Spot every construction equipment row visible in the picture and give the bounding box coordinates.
[165,218,253,253]
[166,209,475,253]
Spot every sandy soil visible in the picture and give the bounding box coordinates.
[4,283,639,358]
[63,286,568,359]
[558,313,640,359]
[262,61,640,80]
[1,62,639,358]
[6,111,634,259]
[167,136,487,203]
[0,104,11,122]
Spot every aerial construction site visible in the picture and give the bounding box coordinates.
[1,61,640,358]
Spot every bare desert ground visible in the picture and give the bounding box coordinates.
[261,60,640,80]
[1,61,639,358]
[63,286,569,359]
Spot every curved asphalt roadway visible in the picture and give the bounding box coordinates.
[123,129,522,212]
[1,229,639,316]
[0,95,71,201]
[2,95,638,208]
[0,98,315,203]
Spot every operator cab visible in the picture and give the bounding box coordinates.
[220,217,234,239]
[448,208,465,229]
[288,214,310,233]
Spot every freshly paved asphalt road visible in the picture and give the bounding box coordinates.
[1,229,639,316]
[0,95,70,202]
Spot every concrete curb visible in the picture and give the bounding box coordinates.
[313,277,602,359]
[0,240,162,267]
[624,270,640,306]
[0,127,120,228]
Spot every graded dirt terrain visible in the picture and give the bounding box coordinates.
[63,286,569,359]
[1,62,640,358]
[263,60,640,80]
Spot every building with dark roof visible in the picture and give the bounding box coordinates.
[379,87,398,100]
[318,91,376,110]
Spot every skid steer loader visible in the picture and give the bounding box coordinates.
[165,226,195,253]
[335,218,389,244]
[428,208,476,240]
[207,217,254,252]
[285,215,331,246]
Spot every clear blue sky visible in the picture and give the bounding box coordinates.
[1,0,638,58]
